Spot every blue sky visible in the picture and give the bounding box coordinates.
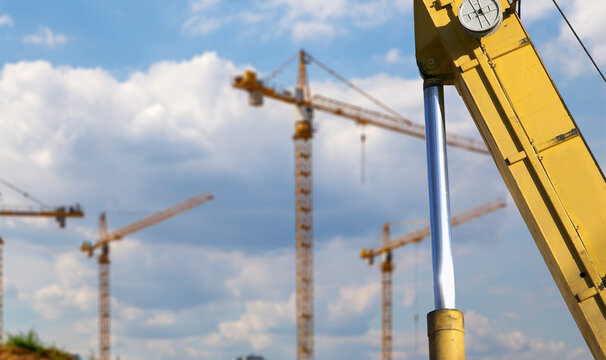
[0,0,604,359]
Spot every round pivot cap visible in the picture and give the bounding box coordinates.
[458,0,503,38]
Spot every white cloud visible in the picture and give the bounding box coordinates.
[22,26,67,47]
[273,0,347,20]
[182,0,410,40]
[292,21,337,41]
[465,310,590,360]
[0,52,288,197]
[146,339,176,357]
[537,0,606,78]
[0,51,597,359]
[30,252,97,319]
[0,14,14,27]
[381,48,415,65]
[183,15,222,35]
[563,0,606,65]
[385,48,403,64]
[327,282,380,323]
[145,311,176,326]
[213,295,295,350]
[190,0,222,12]
[273,0,410,40]
[32,284,64,319]
[518,0,553,23]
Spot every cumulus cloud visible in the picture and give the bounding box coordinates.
[327,282,380,324]
[518,0,553,23]
[213,295,295,350]
[183,15,222,35]
[22,26,67,47]
[190,0,222,12]
[145,311,176,326]
[377,48,416,66]
[292,21,337,41]
[465,310,590,360]
[0,14,14,27]
[0,52,289,206]
[536,0,606,78]
[0,51,596,359]
[385,48,404,64]
[30,252,96,319]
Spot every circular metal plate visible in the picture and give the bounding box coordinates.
[458,0,503,38]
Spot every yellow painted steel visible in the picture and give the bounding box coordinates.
[427,309,465,360]
[414,0,606,358]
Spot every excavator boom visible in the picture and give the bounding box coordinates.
[414,0,606,357]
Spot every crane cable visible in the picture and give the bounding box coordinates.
[305,52,407,120]
[262,52,299,83]
[0,177,49,207]
[551,0,605,83]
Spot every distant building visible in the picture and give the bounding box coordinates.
[235,355,265,360]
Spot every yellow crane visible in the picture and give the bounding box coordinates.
[413,0,606,358]
[80,191,213,360]
[360,198,506,360]
[0,179,83,342]
[233,50,489,360]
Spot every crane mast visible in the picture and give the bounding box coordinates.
[380,225,394,360]
[414,0,606,357]
[81,191,213,360]
[293,50,315,359]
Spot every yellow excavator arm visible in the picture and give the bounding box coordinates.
[414,0,606,357]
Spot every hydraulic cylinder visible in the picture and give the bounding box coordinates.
[427,309,465,360]
[423,78,465,360]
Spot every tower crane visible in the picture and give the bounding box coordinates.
[0,178,83,342]
[80,191,213,360]
[361,198,506,360]
[233,50,490,360]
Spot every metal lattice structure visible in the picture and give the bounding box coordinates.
[81,191,213,360]
[294,50,315,360]
[381,252,394,360]
[99,245,110,360]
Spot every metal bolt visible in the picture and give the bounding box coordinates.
[425,58,438,70]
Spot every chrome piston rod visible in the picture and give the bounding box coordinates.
[423,79,456,310]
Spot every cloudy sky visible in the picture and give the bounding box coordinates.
[0,0,604,359]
